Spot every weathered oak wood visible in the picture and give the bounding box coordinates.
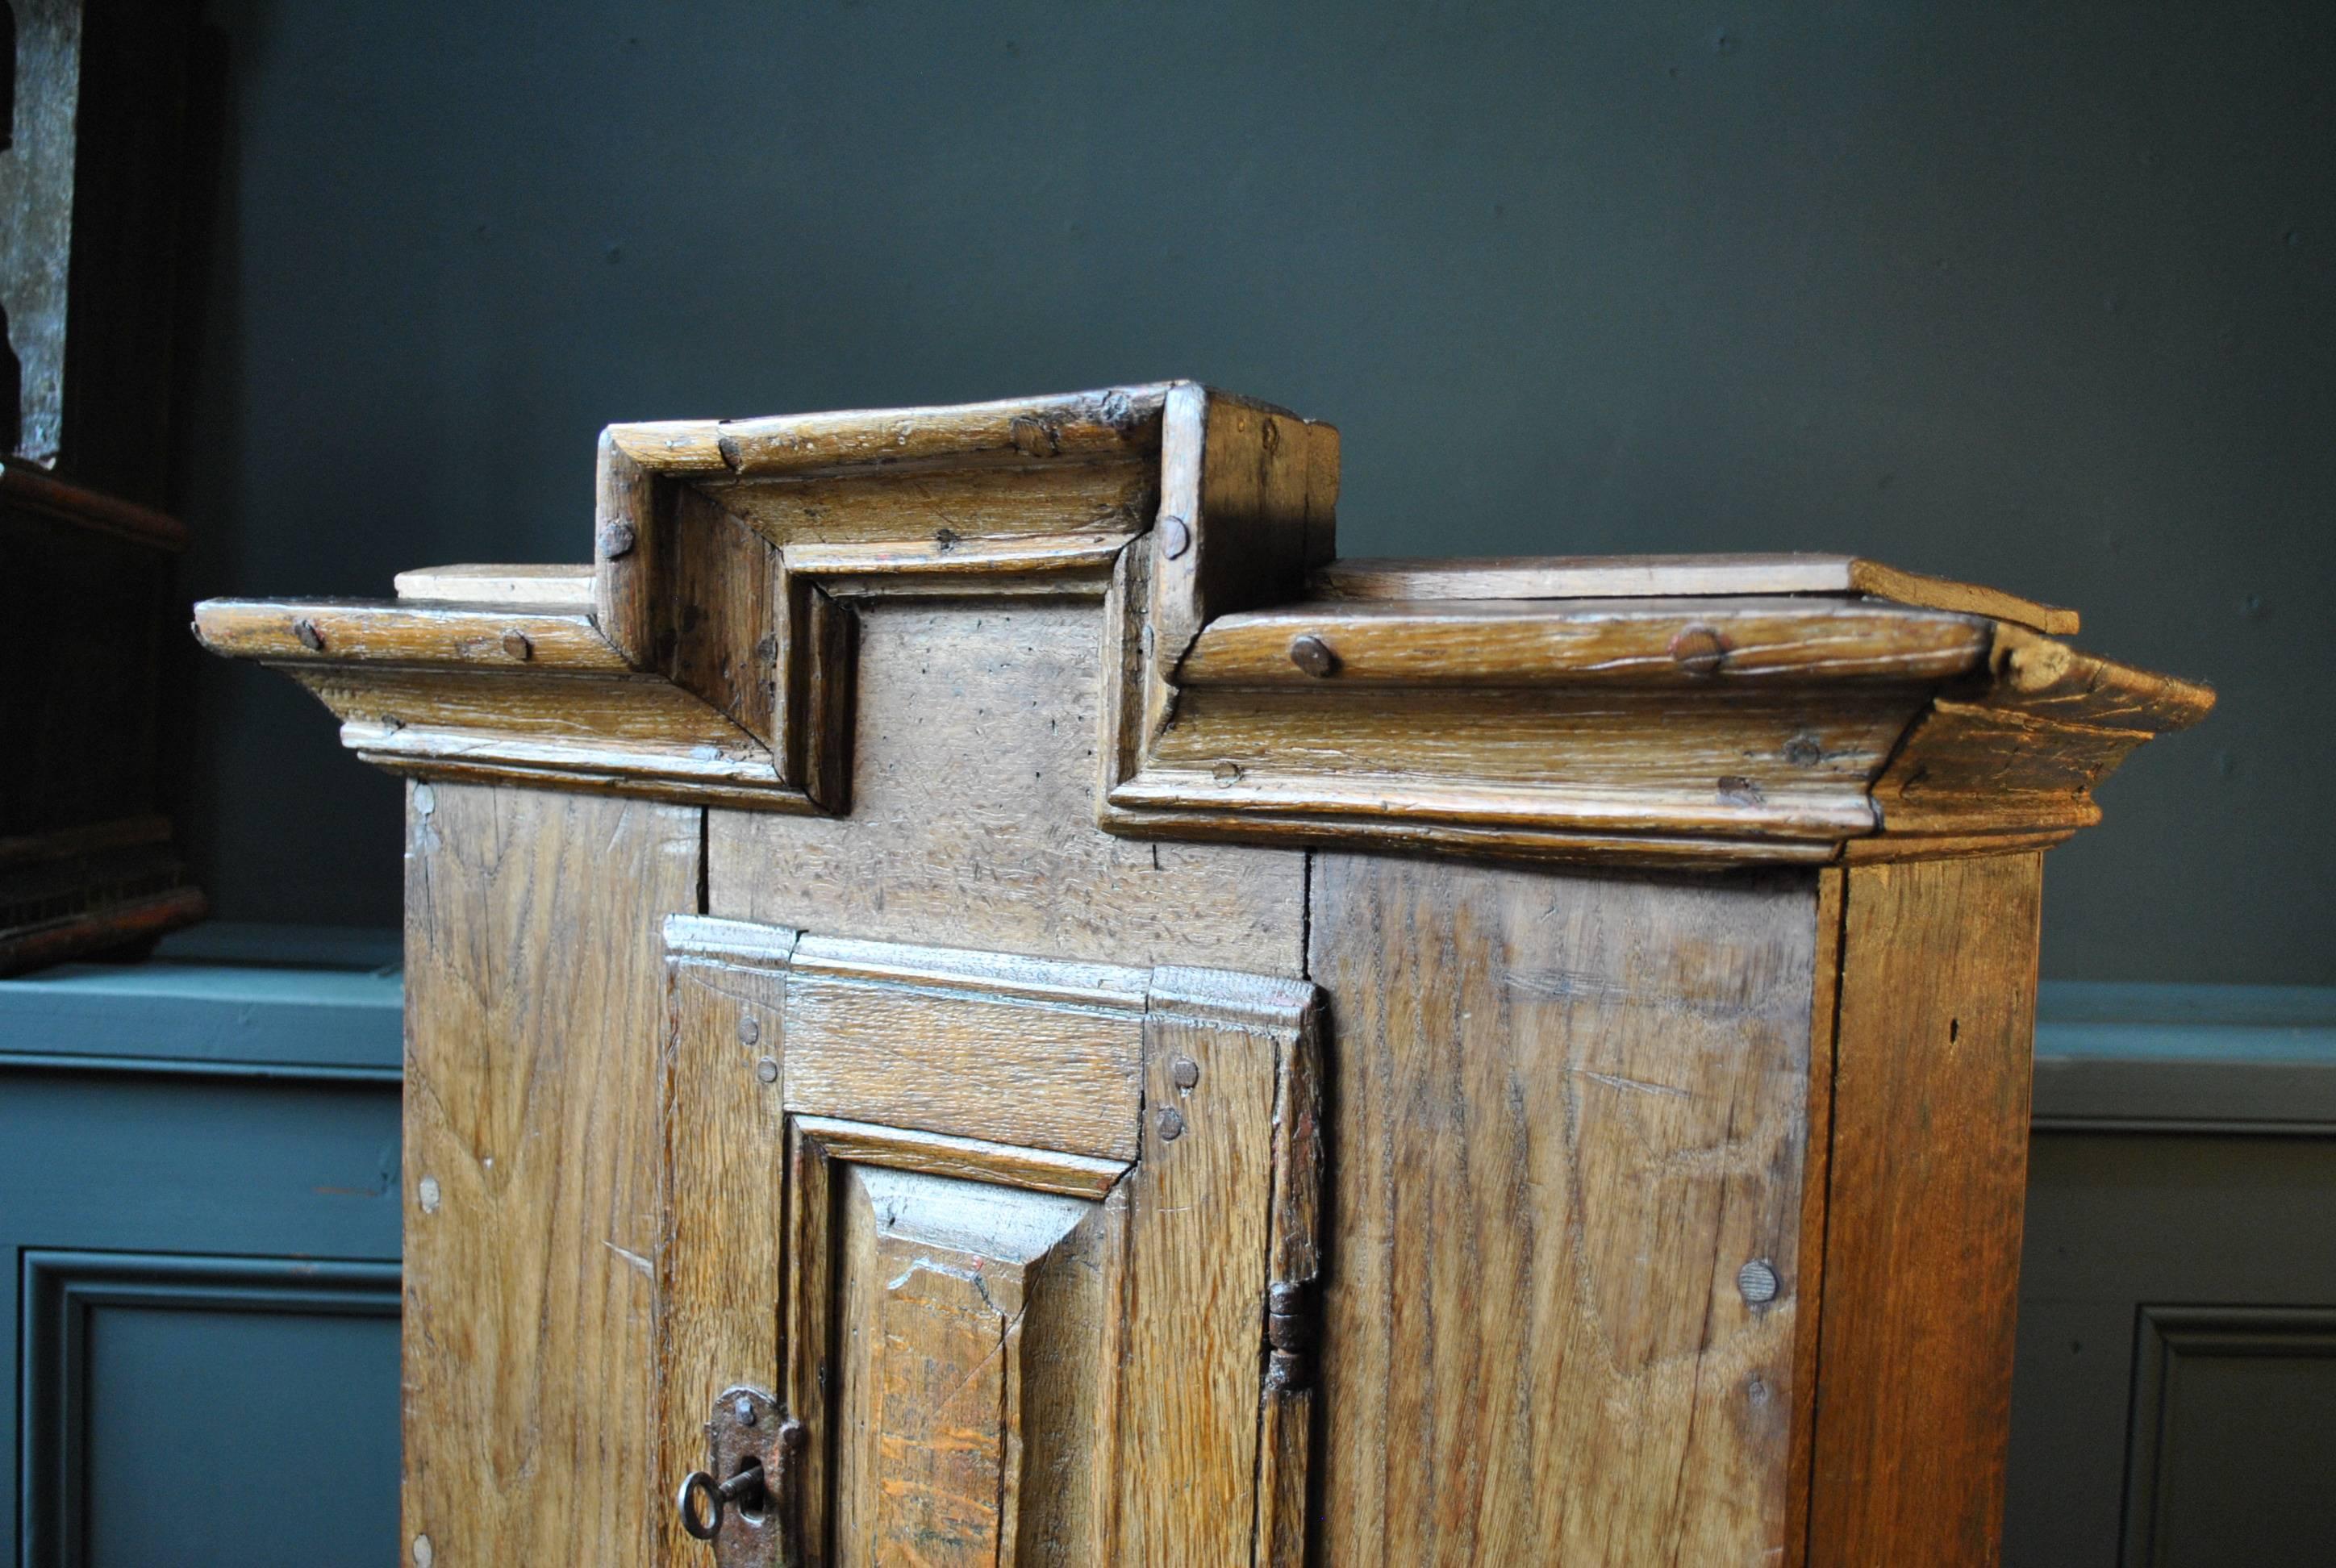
[656,916,797,1565]
[1806,853,2044,1566]
[710,599,1310,973]
[1308,853,1820,1563]
[658,918,1314,1564]
[393,562,597,606]
[1313,553,2079,636]
[195,383,2211,1567]
[194,382,2208,864]
[400,782,699,1566]
[1182,596,1992,688]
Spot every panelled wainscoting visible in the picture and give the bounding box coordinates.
[0,926,403,1567]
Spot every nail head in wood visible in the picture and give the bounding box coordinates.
[293,617,325,652]
[1287,635,1340,678]
[738,1015,760,1047]
[1670,623,1727,676]
[1155,1106,1186,1141]
[1170,1054,1201,1090]
[1737,1257,1779,1306]
[598,519,637,559]
[755,1055,780,1084]
[417,1175,440,1214]
[1158,515,1192,560]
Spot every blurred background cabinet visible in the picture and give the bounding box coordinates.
[0,0,216,971]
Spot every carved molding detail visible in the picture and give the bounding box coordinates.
[192,382,2213,866]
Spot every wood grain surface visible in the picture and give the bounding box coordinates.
[400,782,699,1567]
[393,562,596,606]
[196,384,2210,864]
[1308,853,1821,1564]
[1180,596,1992,688]
[657,920,1316,1564]
[1311,553,2078,636]
[656,916,797,1565]
[710,599,1309,974]
[1805,853,2044,1566]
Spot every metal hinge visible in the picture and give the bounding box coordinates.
[1265,1278,1318,1392]
[675,1387,803,1566]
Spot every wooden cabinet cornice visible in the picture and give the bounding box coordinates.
[196,383,2209,1566]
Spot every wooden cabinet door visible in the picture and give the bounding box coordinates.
[657,917,1320,1566]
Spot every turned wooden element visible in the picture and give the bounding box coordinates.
[195,384,2209,1566]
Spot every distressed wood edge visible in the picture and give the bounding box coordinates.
[1803,852,2045,1562]
[1098,795,1851,868]
[1846,560,2079,637]
[1112,769,1879,840]
[1310,553,2078,636]
[198,384,2207,862]
[394,563,597,606]
[1786,866,1846,1568]
[1984,623,2215,731]
[793,932,1151,1013]
[792,1114,1129,1200]
[654,944,793,1564]
[607,382,1175,478]
[665,914,803,970]
[1180,598,1996,689]
[1252,986,1323,1568]
[193,598,632,672]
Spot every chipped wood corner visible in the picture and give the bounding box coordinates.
[193,382,2209,865]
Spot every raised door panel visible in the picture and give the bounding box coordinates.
[660,917,1320,1567]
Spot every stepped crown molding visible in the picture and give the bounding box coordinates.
[194,382,2212,866]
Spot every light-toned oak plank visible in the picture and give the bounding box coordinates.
[194,597,630,670]
[1182,596,1992,688]
[1112,996,1287,1562]
[1807,853,2043,1566]
[1313,553,2079,636]
[609,383,1172,477]
[782,972,1144,1161]
[400,782,699,1566]
[654,924,796,1563]
[791,1115,1128,1199]
[1308,853,1819,1564]
[393,562,598,606]
[710,600,1309,973]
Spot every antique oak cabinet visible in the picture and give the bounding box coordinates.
[196,385,2210,1566]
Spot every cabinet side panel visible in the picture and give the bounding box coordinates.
[1309,856,1821,1564]
[1808,852,2042,1566]
[400,783,701,1564]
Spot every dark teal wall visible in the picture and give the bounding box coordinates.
[178,0,2334,983]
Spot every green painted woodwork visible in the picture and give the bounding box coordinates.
[2,926,401,1566]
